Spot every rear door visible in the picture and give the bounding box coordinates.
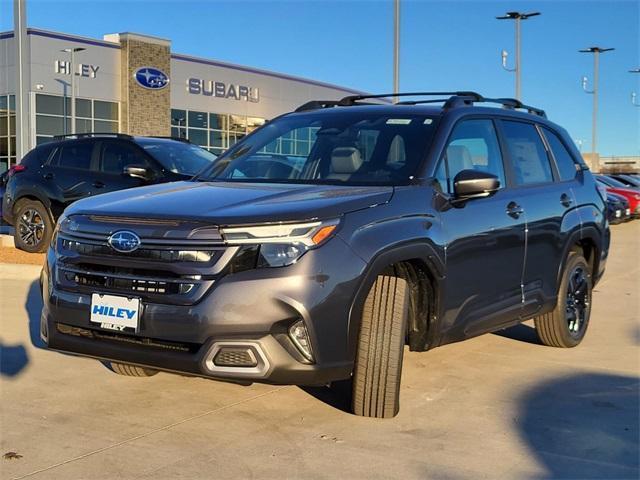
[90,139,156,196]
[47,140,98,206]
[499,120,574,316]
[435,117,526,340]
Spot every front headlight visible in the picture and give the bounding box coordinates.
[221,219,339,267]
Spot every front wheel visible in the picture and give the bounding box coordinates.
[534,252,592,348]
[104,361,159,377]
[352,275,409,418]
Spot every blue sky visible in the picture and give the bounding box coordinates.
[2,0,638,155]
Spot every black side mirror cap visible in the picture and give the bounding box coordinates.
[452,169,500,201]
[123,165,151,180]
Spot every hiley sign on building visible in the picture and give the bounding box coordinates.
[54,60,99,78]
[187,78,260,103]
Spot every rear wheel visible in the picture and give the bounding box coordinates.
[14,199,53,253]
[352,275,409,418]
[534,252,592,348]
[105,361,159,377]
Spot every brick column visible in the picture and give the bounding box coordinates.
[106,33,171,136]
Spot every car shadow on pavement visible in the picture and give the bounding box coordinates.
[519,372,640,479]
[494,323,543,345]
[299,379,353,414]
[26,279,46,349]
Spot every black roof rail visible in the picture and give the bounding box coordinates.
[53,132,133,141]
[294,91,546,118]
[147,136,192,143]
[339,91,483,105]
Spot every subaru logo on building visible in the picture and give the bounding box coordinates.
[134,67,169,90]
[108,231,141,253]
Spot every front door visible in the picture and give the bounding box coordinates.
[434,118,526,342]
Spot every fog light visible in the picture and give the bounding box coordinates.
[289,319,313,361]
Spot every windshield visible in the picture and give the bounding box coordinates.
[138,140,217,176]
[196,111,439,185]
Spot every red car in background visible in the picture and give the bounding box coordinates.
[596,175,640,218]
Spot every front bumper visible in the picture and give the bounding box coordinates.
[41,234,366,386]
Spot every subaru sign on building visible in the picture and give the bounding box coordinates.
[134,67,170,90]
[0,28,363,171]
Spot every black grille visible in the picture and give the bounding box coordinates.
[61,239,218,263]
[213,348,258,367]
[56,323,200,353]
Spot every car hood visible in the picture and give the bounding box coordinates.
[65,181,394,224]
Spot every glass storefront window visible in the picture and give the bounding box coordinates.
[76,98,92,118]
[35,94,120,142]
[171,109,265,155]
[188,111,208,129]
[94,100,118,120]
[171,109,187,127]
[0,94,16,170]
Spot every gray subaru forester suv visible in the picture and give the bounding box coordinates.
[41,92,609,418]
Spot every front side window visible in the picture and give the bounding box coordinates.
[502,121,554,185]
[541,127,578,181]
[198,111,439,185]
[435,119,505,194]
[101,141,150,174]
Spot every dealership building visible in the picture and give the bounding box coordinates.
[0,27,363,172]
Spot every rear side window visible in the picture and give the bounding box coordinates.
[101,141,150,174]
[501,121,553,185]
[56,142,93,170]
[542,127,577,181]
[435,119,506,194]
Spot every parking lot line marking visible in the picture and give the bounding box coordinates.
[12,386,289,480]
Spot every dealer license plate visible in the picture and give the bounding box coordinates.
[90,293,140,331]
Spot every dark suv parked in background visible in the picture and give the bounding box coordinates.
[41,92,609,418]
[2,134,216,252]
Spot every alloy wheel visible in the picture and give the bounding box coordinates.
[18,208,46,248]
[565,266,589,336]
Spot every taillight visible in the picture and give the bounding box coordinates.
[7,164,26,178]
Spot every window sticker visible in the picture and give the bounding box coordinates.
[386,118,412,125]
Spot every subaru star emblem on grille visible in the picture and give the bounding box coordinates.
[108,231,141,253]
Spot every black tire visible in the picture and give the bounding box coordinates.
[352,275,409,418]
[106,361,158,377]
[534,252,592,348]
[14,199,53,253]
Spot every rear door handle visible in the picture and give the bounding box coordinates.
[560,193,573,208]
[93,181,105,188]
[43,173,54,180]
[506,201,524,219]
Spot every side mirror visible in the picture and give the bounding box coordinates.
[453,169,500,201]
[123,165,151,181]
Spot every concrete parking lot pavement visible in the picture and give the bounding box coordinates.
[1,223,638,480]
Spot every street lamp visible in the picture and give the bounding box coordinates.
[61,47,86,135]
[630,68,640,107]
[393,0,400,103]
[497,11,540,100]
[580,46,615,154]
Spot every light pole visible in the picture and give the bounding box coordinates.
[61,47,86,135]
[580,47,614,154]
[497,11,540,100]
[393,0,400,103]
[630,68,640,107]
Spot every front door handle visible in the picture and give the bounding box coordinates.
[43,173,54,180]
[506,201,524,219]
[560,193,573,208]
[93,181,105,188]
